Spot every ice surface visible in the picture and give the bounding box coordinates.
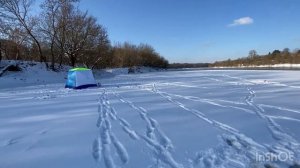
[1,64,300,168]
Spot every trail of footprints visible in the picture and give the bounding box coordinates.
[93,91,129,168]
[144,83,300,167]
[221,74,300,164]
[147,84,268,167]
[93,91,183,168]
[113,92,182,168]
[93,79,300,167]
[245,87,300,163]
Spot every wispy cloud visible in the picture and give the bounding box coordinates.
[228,17,254,27]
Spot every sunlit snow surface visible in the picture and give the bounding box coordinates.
[1,70,300,168]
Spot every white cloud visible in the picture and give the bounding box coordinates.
[228,17,254,27]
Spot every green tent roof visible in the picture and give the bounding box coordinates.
[69,67,90,71]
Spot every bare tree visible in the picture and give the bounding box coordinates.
[110,42,168,68]
[0,0,48,67]
[54,0,78,67]
[81,26,111,69]
[40,0,79,69]
[8,27,28,60]
[40,0,61,70]
[62,8,110,67]
[248,50,257,59]
[0,0,167,69]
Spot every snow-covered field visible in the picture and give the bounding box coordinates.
[213,64,300,69]
[1,64,300,168]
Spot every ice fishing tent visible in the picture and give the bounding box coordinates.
[65,68,97,89]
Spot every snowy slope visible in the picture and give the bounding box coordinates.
[0,61,68,89]
[0,61,160,89]
[0,66,300,168]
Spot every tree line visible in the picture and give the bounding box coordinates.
[0,0,168,70]
[211,48,300,67]
[168,63,209,69]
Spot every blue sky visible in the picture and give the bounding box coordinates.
[77,0,298,62]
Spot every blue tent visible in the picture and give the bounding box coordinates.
[65,68,97,89]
